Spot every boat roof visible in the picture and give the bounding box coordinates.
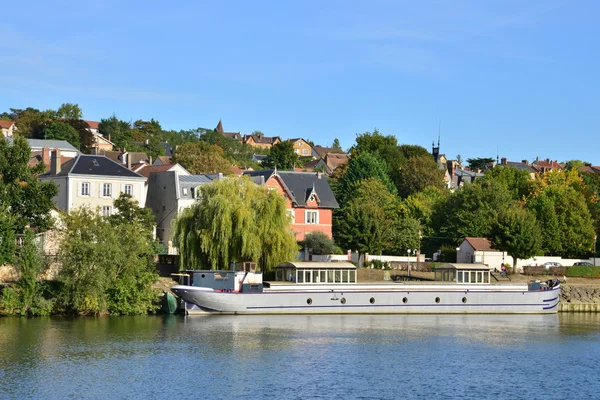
[276,261,357,270]
[436,263,491,270]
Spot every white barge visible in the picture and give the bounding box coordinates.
[170,262,560,315]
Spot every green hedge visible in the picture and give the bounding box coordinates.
[566,266,600,278]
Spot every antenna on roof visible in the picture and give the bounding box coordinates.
[437,119,441,147]
[496,145,499,165]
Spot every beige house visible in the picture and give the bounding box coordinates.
[0,120,16,138]
[287,138,314,157]
[39,153,147,215]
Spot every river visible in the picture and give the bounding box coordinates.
[1,314,599,399]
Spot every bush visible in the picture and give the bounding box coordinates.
[566,266,600,278]
[300,232,337,255]
[369,260,390,270]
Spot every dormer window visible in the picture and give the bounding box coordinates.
[309,194,315,202]
[183,188,188,196]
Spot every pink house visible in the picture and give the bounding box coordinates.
[244,169,339,240]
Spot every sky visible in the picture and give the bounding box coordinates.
[1,0,599,164]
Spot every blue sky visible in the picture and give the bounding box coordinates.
[1,0,599,164]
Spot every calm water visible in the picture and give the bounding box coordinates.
[1,314,599,400]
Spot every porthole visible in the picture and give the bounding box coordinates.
[435,297,440,303]
[201,274,205,278]
[462,297,467,304]
[402,297,408,304]
[370,297,375,304]
[340,297,346,304]
[307,298,312,305]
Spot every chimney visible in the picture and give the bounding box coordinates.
[90,147,97,155]
[521,160,528,165]
[42,146,51,170]
[546,158,551,163]
[126,153,131,169]
[501,157,507,165]
[317,171,322,179]
[51,149,61,175]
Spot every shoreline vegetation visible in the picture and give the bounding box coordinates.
[3,266,600,316]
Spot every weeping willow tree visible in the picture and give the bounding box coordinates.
[173,177,298,271]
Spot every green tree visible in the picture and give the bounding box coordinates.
[15,107,54,138]
[99,115,133,150]
[334,151,397,207]
[0,136,58,231]
[173,177,298,272]
[352,129,405,186]
[262,141,299,170]
[396,154,445,198]
[398,144,430,160]
[481,166,532,201]
[300,232,337,255]
[490,207,542,273]
[431,180,514,247]
[467,157,495,172]
[0,229,53,316]
[336,178,399,258]
[332,138,342,149]
[56,103,83,120]
[563,159,588,171]
[56,207,158,315]
[172,142,233,174]
[526,184,595,257]
[43,121,81,148]
[108,193,156,237]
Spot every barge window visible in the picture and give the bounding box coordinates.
[327,270,334,283]
[297,271,304,283]
[335,270,341,283]
[349,271,356,283]
[457,271,463,282]
[483,273,489,283]
[320,270,326,283]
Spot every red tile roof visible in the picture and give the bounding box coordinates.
[135,164,177,178]
[0,120,15,129]
[464,237,495,251]
[85,120,100,130]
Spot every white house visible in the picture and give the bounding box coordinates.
[39,153,147,215]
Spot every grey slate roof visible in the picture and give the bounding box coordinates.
[178,174,220,199]
[41,155,144,178]
[243,169,339,208]
[7,138,79,153]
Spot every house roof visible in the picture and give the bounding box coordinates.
[243,169,339,208]
[313,146,347,157]
[215,120,241,141]
[244,134,281,145]
[505,161,537,173]
[99,150,149,165]
[464,237,495,251]
[178,174,221,199]
[155,155,172,164]
[135,163,177,178]
[0,120,15,129]
[84,120,100,130]
[40,155,144,178]
[6,138,79,153]
[325,153,349,170]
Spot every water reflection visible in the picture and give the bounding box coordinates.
[0,314,599,400]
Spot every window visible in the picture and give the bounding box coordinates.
[183,188,188,196]
[302,149,309,155]
[305,211,318,224]
[81,182,90,196]
[103,183,112,197]
[123,184,133,196]
[287,209,295,223]
[102,206,112,217]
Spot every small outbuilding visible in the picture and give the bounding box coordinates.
[275,261,357,284]
[434,263,491,284]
